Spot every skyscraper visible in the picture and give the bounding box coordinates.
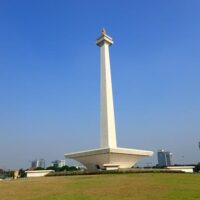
[51,160,66,168]
[31,159,45,169]
[157,150,173,167]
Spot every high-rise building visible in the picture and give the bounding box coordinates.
[51,160,66,168]
[157,150,173,167]
[31,159,45,169]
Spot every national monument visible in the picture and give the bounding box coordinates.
[65,29,153,171]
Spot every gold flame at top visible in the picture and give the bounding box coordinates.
[102,27,106,35]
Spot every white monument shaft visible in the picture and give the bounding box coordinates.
[99,35,117,148]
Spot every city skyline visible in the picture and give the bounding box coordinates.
[0,0,200,169]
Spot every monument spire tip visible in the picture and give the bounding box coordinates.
[102,27,106,35]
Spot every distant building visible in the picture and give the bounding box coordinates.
[51,160,66,168]
[26,170,54,178]
[31,159,45,169]
[167,166,195,173]
[157,150,172,167]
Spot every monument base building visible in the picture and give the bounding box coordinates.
[65,147,153,171]
[65,29,153,171]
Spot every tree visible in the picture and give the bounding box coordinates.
[60,165,70,171]
[19,169,26,178]
[194,163,200,172]
[35,167,45,170]
[69,166,78,171]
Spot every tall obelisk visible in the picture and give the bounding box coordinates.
[96,28,117,148]
[65,29,153,172]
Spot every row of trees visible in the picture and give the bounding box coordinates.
[143,163,200,172]
[0,165,79,179]
[34,165,79,172]
[0,168,26,178]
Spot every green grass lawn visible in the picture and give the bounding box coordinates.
[0,173,200,200]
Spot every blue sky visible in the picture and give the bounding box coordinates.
[0,0,200,169]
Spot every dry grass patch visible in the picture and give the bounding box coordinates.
[0,173,199,200]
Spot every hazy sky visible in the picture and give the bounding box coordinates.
[0,0,200,169]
